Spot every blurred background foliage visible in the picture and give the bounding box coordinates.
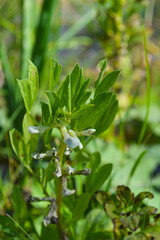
[0,0,160,239]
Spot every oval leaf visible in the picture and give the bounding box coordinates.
[9,129,28,165]
[72,193,90,222]
[88,163,112,194]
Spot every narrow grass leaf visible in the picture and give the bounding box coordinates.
[127,150,147,185]
[32,0,57,71]
[6,214,34,240]
[138,23,151,144]
[21,0,35,78]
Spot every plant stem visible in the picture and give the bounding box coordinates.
[56,141,66,239]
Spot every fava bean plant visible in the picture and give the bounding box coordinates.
[9,59,120,239]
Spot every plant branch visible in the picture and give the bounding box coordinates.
[56,141,66,239]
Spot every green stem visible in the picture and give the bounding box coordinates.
[56,141,66,239]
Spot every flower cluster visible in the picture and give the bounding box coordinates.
[28,125,96,226]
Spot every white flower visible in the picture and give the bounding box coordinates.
[43,200,58,226]
[31,147,57,159]
[61,127,83,149]
[64,147,72,156]
[28,125,49,134]
[62,176,75,197]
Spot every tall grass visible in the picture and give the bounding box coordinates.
[138,23,151,145]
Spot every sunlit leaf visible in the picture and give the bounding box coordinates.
[49,58,62,90]
[95,70,120,96]
[95,58,107,88]
[45,91,59,118]
[9,129,28,165]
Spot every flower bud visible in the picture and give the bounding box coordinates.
[53,157,62,178]
[31,147,57,159]
[77,128,96,136]
[28,125,49,134]
[63,164,75,175]
[62,176,75,197]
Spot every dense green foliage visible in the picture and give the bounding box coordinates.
[1,0,160,239]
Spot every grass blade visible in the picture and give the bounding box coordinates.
[32,0,57,72]
[21,0,36,78]
[127,150,147,185]
[138,23,151,144]
[58,8,96,43]
[6,214,34,240]
[0,41,19,111]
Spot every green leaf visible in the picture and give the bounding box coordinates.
[72,193,90,222]
[124,233,147,240]
[11,186,27,222]
[138,206,157,215]
[40,224,58,240]
[17,78,32,112]
[104,200,119,219]
[17,61,39,112]
[43,129,52,148]
[9,129,28,165]
[134,192,154,206]
[76,90,92,106]
[95,99,118,135]
[74,77,90,107]
[85,152,101,192]
[45,91,59,118]
[95,191,110,205]
[72,104,94,119]
[88,231,112,240]
[49,58,62,90]
[120,215,140,231]
[57,74,71,111]
[95,58,107,88]
[144,225,160,238]
[95,70,120,96]
[88,163,112,194]
[28,60,39,103]
[23,113,38,158]
[116,185,133,205]
[70,63,80,100]
[76,92,113,130]
[41,101,52,125]
[45,160,56,183]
